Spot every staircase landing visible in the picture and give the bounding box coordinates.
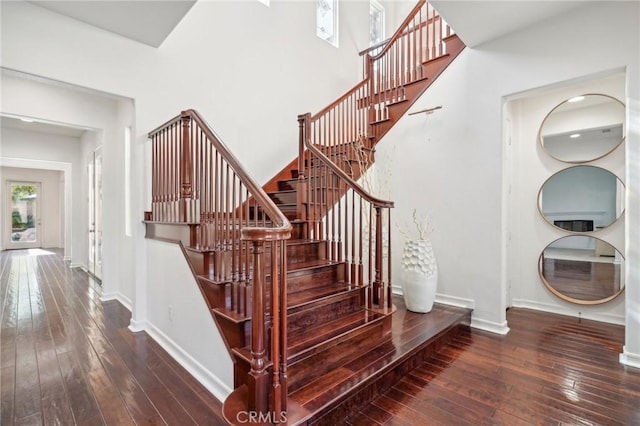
[223,296,471,425]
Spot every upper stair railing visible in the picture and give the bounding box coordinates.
[362,0,452,139]
[297,0,452,311]
[147,109,291,416]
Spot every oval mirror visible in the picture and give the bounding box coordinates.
[538,235,624,304]
[538,166,624,232]
[539,94,625,163]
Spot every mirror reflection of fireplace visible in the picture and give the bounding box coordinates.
[553,219,593,232]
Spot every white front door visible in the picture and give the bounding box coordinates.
[7,181,42,250]
[87,148,103,280]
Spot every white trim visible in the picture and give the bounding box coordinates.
[101,292,132,312]
[619,347,640,369]
[435,293,475,309]
[471,316,510,335]
[512,298,625,325]
[69,262,84,269]
[143,320,232,402]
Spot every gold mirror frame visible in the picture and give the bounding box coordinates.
[538,235,625,305]
[538,94,625,163]
[537,165,625,232]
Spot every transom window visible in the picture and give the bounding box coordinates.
[317,0,338,47]
[370,0,385,46]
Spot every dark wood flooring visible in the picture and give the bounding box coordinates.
[2,249,639,425]
[0,248,225,425]
[349,307,640,425]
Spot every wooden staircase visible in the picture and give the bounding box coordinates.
[144,1,466,424]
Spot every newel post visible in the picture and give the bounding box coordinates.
[248,240,268,414]
[180,111,193,222]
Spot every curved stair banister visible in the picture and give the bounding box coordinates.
[147,109,291,417]
[298,112,395,310]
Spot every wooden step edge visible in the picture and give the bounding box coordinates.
[212,306,250,324]
[287,283,363,313]
[370,116,391,125]
[268,189,297,195]
[386,97,409,107]
[197,275,232,286]
[287,309,387,366]
[422,51,451,64]
[286,259,342,275]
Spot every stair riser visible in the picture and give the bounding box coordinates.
[269,192,297,205]
[287,320,386,392]
[310,321,471,425]
[287,291,363,335]
[287,263,344,292]
[193,238,326,277]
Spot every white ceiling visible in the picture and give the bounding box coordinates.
[27,0,197,48]
[431,0,591,47]
[1,116,88,138]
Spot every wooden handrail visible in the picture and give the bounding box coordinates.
[370,0,426,61]
[185,109,291,238]
[300,117,393,209]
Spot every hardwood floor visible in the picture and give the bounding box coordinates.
[0,249,225,425]
[349,308,640,425]
[2,248,639,425]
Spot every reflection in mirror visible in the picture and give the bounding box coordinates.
[538,166,624,232]
[539,94,625,163]
[538,235,624,305]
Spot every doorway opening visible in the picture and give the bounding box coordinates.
[7,181,41,249]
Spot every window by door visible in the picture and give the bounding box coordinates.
[87,148,103,281]
[7,181,41,249]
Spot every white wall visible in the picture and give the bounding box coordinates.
[1,166,62,249]
[376,0,639,350]
[145,240,233,401]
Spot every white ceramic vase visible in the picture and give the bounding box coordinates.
[401,239,438,313]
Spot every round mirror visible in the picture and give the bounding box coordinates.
[538,235,624,304]
[539,94,625,163]
[538,166,624,232]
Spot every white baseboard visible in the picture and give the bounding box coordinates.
[69,262,84,269]
[471,317,510,335]
[619,347,640,369]
[392,288,476,309]
[435,293,475,309]
[128,318,147,333]
[143,321,232,402]
[512,298,624,325]
[100,292,133,311]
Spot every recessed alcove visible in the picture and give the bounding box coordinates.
[504,71,626,323]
